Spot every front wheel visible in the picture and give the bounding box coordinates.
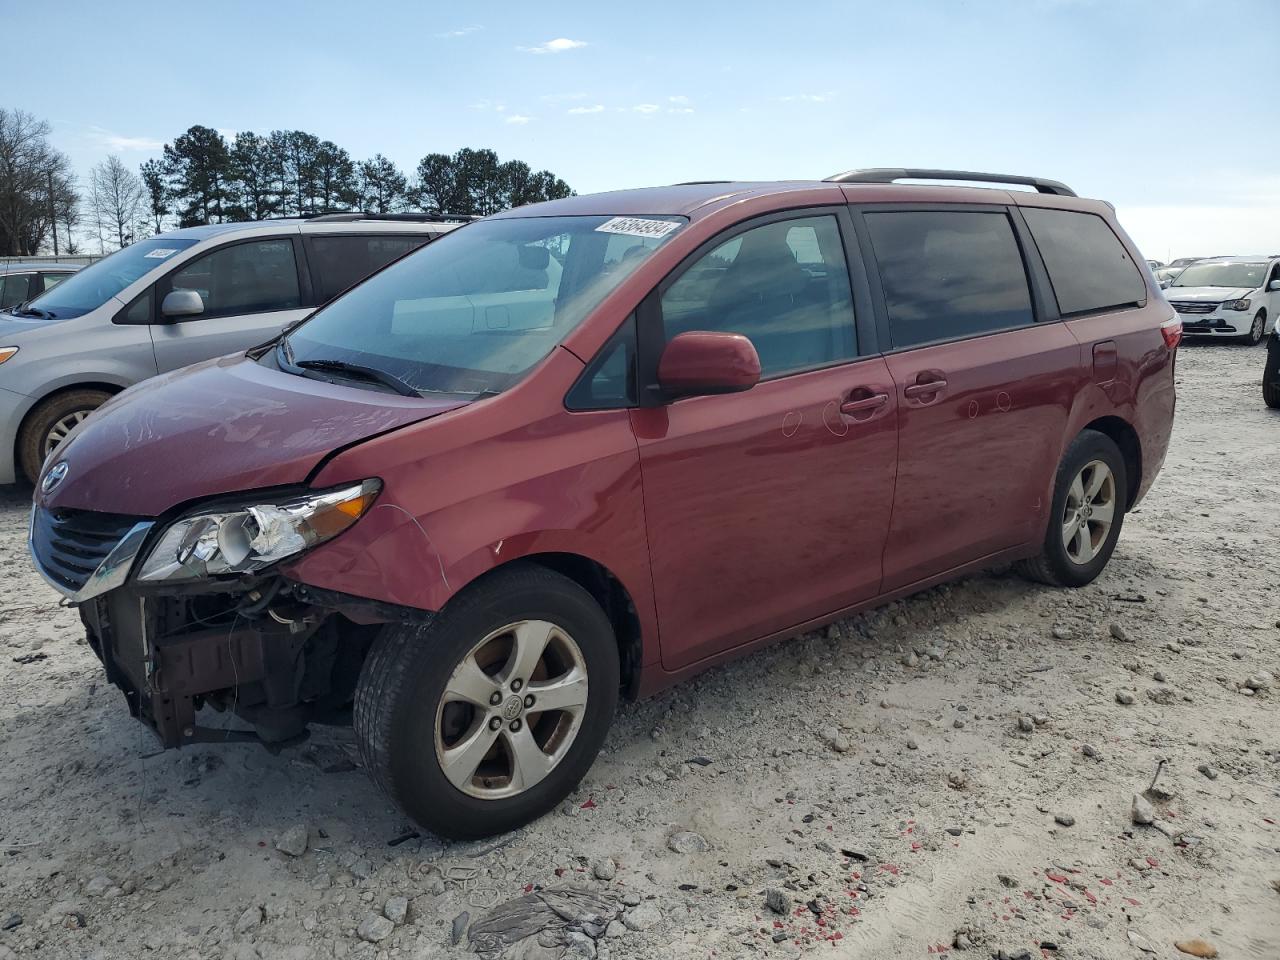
[354,563,619,840]
[1242,310,1266,346]
[1016,429,1128,588]
[17,389,112,485]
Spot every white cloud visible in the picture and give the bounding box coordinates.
[437,25,482,38]
[632,104,661,114]
[773,92,835,103]
[668,107,694,115]
[469,100,506,112]
[667,95,691,104]
[86,126,164,152]
[568,104,605,115]
[504,115,532,125]
[519,38,587,54]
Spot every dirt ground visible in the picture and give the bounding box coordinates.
[0,341,1276,960]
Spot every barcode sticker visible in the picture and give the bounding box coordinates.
[144,248,180,259]
[594,217,680,239]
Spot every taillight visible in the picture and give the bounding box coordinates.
[1160,315,1182,350]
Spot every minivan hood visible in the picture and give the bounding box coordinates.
[1165,286,1253,302]
[40,354,468,517]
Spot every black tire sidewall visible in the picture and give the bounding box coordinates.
[1264,336,1280,409]
[1246,311,1265,346]
[18,390,111,485]
[376,571,618,839]
[1040,431,1128,588]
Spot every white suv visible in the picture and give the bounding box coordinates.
[1164,255,1280,344]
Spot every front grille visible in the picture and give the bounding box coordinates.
[31,506,146,594]
[1169,301,1217,315]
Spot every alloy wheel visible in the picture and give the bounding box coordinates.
[434,619,589,800]
[43,409,92,457]
[1061,459,1116,565]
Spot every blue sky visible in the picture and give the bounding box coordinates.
[9,0,1279,258]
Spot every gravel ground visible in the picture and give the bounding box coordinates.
[0,342,1276,960]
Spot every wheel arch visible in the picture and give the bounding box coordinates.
[14,381,126,475]
[1080,415,1142,507]
[448,552,646,701]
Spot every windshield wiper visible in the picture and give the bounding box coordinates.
[11,302,54,319]
[294,358,421,398]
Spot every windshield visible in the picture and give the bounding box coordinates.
[16,237,198,319]
[1171,261,1266,289]
[283,215,684,396]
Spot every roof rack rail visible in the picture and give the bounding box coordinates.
[824,168,1077,197]
[305,212,478,224]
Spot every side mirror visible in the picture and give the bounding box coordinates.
[1159,279,1171,289]
[1269,279,1280,292]
[657,331,761,399]
[161,288,204,320]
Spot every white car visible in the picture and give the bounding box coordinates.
[1164,256,1280,344]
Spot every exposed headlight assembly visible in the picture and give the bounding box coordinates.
[1224,298,1251,311]
[137,480,380,583]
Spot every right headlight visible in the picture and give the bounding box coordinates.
[136,479,381,583]
[0,346,18,365]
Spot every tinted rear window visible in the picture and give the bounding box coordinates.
[305,235,433,303]
[1021,208,1146,316]
[864,210,1034,349]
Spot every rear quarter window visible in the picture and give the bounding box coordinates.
[1021,208,1146,316]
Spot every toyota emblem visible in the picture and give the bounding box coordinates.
[41,461,69,495]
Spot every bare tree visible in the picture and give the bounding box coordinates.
[0,109,77,255]
[89,155,145,249]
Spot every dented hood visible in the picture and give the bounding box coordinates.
[40,354,467,517]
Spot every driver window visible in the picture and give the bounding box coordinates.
[166,239,301,319]
[659,215,857,378]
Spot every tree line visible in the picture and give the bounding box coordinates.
[0,110,574,256]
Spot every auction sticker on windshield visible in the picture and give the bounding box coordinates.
[144,248,180,259]
[595,217,681,239]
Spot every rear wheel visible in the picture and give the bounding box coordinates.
[1242,310,1266,345]
[17,389,112,485]
[354,563,619,839]
[1016,429,1128,588]
[1264,335,1280,409]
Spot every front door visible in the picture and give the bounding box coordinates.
[150,236,311,371]
[857,206,1081,591]
[631,211,898,671]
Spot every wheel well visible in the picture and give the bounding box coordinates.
[1083,416,1141,506]
[517,553,644,700]
[14,383,124,474]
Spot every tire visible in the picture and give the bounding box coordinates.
[354,562,619,840]
[17,389,112,486]
[1264,335,1280,409]
[1241,310,1266,346]
[1016,429,1128,588]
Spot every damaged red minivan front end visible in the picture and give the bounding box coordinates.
[30,353,470,747]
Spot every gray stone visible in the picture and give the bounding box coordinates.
[1245,672,1273,691]
[1197,763,1219,781]
[1054,813,1075,827]
[274,823,309,858]
[1017,716,1034,733]
[666,831,708,854]
[451,911,470,946]
[384,895,408,925]
[592,858,616,881]
[623,902,662,931]
[604,919,627,939]
[1116,690,1136,705]
[1109,623,1132,642]
[1082,743,1099,758]
[357,914,394,943]
[1131,793,1156,826]
[764,888,790,914]
[621,892,642,907]
[84,875,114,897]
[234,905,263,934]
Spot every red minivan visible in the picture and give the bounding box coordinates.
[29,169,1177,839]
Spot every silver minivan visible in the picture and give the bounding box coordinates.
[0,215,462,484]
